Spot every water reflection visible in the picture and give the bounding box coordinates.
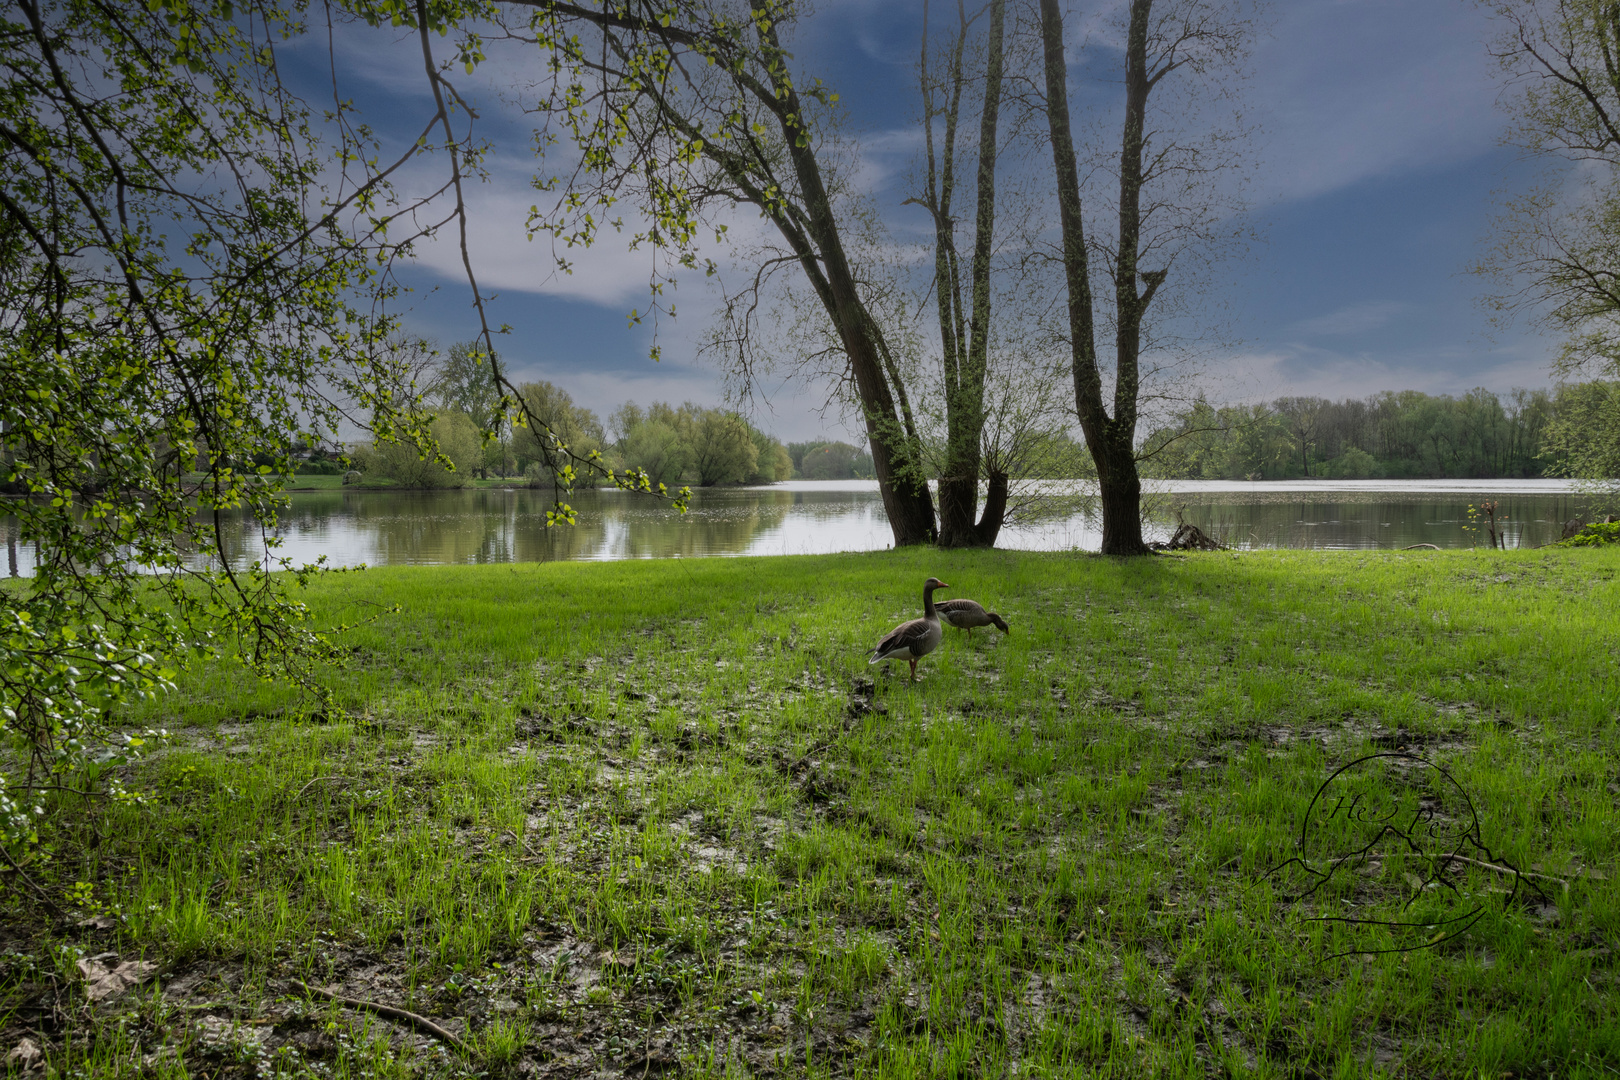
[212,486,852,568]
[1157,490,1584,551]
[0,479,1595,574]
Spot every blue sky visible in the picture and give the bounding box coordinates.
[295,0,1554,442]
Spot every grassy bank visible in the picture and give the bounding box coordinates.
[179,473,552,491]
[4,548,1618,1077]
[249,475,530,491]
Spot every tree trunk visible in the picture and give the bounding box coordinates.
[937,0,1005,549]
[819,245,936,545]
[974,469,1009,547]
[760,23,938,546]
[1038,0,1150,556]
[1095,446,1144,554]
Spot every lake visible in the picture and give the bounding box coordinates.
[0,479,1597,576]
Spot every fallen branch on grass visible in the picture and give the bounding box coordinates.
[1440,852,1568,892]
[0,846,65,918]
[294,981,470,1056]
[503,828,545,861]
[294,776,349,800]
[1401,543,1441,550]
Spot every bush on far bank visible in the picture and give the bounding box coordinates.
[351,409,482,488]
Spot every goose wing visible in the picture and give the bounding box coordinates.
[934,598,988,628]
[870,615,941,661]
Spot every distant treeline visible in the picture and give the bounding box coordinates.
[351,385,799,489]
[1142,385,1610,481]
[605,400,790,486]
[348,340,1618,489]
[335,339,897,489]
[786,441,876,480]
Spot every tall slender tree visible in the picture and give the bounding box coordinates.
[911,0,1009,548]
[503,0,938,545]
[1038,0,1253,554]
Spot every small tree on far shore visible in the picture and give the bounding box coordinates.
[355,411,483,488]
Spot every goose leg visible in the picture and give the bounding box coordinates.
[908,658,918,682]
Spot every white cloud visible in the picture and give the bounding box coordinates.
[848,126,928,203]
[1204,334,1558,405]
[402,161,672,307]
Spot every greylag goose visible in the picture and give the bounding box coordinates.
[935,598,1010,636]
[868,577,948,682]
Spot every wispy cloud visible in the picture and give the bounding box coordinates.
[1250,1,1505,203]
[1284,300,1409,337]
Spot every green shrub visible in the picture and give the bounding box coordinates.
[1557,521,1620,547]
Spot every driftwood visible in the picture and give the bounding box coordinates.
[1401,543,1441,550]
[1155,523,1224,551]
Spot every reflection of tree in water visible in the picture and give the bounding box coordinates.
[204,488,611,568]
[1158,494,1580,550]
[510,490,609,562]
[602,488,794,558]
[4,512,31,576]
[158,487,1591,571]
[260,488,790,564]
[352,489,609,564]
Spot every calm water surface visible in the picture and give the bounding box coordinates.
[0,479,1594,575]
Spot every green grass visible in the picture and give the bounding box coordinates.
[5,548,1619,1077]
[277,475,536,491]
[279,473,373,490]
[187,473,537,491]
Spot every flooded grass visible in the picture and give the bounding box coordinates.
[4,547,1618,1077]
